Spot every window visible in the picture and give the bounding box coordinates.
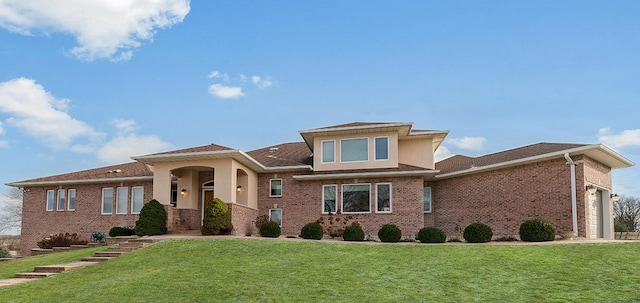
[116,187,128,214]
[57,189,65,211]
[322,185,337,213]
[341,138,368,162]
[67,189,76,211]
[342,184,371,213]
[375,137,389,160]
[270,179,282,197]
[423,187,432,213]
[322,140,335,163]
[269,208,282,227]
[376,183,392,213]
[46,190,55,211]
[132,187,144,214]
[102,188,113,214]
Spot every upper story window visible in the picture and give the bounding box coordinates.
[57,189,65,211]
[46,190,55,211]
[67,189,76,211]
[321,140,335,163]
[375,137,389,160]
[270,179,282,197]
[340,138,368,162]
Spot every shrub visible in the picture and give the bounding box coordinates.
[417,227,446,243]
[201,198,233,235]
[519,219,556,242]
[108,227,136,237]
[463,222,493,243]
[37,233,88,249]
[317,212,354,238]
[343,222,365,241]
[0,246,11,258]
[255,215,270,230]
[135,199,168,236]
[615,220,630,232]
[378,224,402,243]
[259,221,281,238]
[300,222,324,240]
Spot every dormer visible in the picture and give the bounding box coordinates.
[299,122,448,172]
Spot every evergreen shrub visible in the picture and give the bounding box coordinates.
[463,222,493,243]
[135,199,168,236]
[342,222,365,241]
[300,222,324,240]
[260,221,281,238]
[519,219,556,242]
[378,224,402,243]
[417,227,446,243]
[201,198,233,235]
[108,227,136,237]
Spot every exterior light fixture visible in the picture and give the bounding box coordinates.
[586,184,597,195]
[610,193,621,202]
[180,189,187,196]
[236,185,242,192]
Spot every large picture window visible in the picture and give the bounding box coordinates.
[270,179,282,197]
[342,184,371,213]
[67,189,76,211]
[322,185,337,213]
[102,188,113,214]
[322,140,335,163]
[375,137,389,160]
[423,187,432,213]
[341,138,368,162]
[376,183,392,213]
[57,189,65,211]
[116,187,128,214]
[132,187,144,214]
[46,190,55,211]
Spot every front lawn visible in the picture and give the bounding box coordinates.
[0,246,107,279]
[1,239,639,302]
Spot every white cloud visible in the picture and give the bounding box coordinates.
[0,0,190,61]
[111,118,138,134]
[434,146,454,162]
[208,84,244,99]
[598,128,640,149]
[207,71,229,81]
[448,137,486,151]
[0,77,103,148]
[97,133,172,164]
[251,76,272,89]
[0,120,4,134]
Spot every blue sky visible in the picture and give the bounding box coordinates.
[0,1,639,200]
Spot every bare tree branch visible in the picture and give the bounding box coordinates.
[0,187,22,234]
[614,196,640,232]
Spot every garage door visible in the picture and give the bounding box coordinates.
[589,191,603,239]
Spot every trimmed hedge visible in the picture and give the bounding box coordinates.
[463,222,493,243]
[519,219,556,242]
[417,227,446,243]
[201,198,233,235]
[378,224,402,243]
[343,222,365,241]
[135,199,168,236]
[301,222,324,240]
[108,227,136,237]
[260,221,281,238]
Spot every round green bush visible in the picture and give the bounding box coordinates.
[519,219,556,242]
[300,222,324,240]
[417,227,446,243]
[343,222,365,241]
[378,224,402,243]
[615,220,630,232]
[0,246,11,258]
[463,222,493,243]
[135,199,168,236]
[201,198,233,235]
[260,220,281,238]
[108,227,136,237]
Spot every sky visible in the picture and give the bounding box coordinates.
[0,0,639,202]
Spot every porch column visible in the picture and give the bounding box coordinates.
[152,167,172,205]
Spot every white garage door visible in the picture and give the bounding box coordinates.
[589,191,603,239]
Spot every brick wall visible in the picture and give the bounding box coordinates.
[20,181,152,256]
[257,172,424,239]
[228,203,259,236]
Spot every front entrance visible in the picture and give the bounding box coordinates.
[589,191,603,239]
[201,180,215,225]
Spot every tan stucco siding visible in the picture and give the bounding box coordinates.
[313,131,399,171]
[398,138,434,169]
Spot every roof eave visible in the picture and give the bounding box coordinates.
[6,176,154,187]
[292,170,439,181]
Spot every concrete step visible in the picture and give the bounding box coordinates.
[128,238,159,243]
[107,246,137,252]
[15,272,57,279]
[94,251,126,258]
[117,242,145,248]
[34,265,70,273]
[81,256,114,262]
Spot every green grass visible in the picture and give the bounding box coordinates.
[2,239,640,302]
[0,247,107,279]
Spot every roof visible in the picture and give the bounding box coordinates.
[138,143,234,156]
[7,162,154,187]
[246,142,312,168]
[435,142,635,179]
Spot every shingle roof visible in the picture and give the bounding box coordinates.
[9,162,154,185]
[308,122,401,130]
[436,142,588,174]
[140,143,234,156]
[246,142,312,168]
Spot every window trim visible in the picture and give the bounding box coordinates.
[423,187,432,213]
[321,140,336,163]
[322,184,338,214]
[131,186,144,214]
[270,179,283,197]
[116,187,129,214]
[46,190,55,212]
[56,189,65,211]
[269,208,283,227]
[374,136,390,161]
[67,189,76,211]
[341,183,371,214]
[340,137,369,163]
[375,183,392,213]
[101,188,114,215]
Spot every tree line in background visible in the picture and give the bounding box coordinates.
[614,196,640,232]
[0,187,22,234]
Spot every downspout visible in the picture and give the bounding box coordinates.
[564,153,579,236]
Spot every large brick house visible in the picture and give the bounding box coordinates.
[7,122,634,255]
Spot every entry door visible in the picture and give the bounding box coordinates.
[589,191,603,239]
[201,190,214,225]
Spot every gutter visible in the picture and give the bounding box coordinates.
[6,176,154,187]
[564,153,580,236]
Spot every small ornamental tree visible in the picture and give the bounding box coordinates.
[135,199,168,236]
[201,198,233,235]
[378,224,402,243]
[300,222,324,240]
[519,219,556,242]
[463,222,493,243]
